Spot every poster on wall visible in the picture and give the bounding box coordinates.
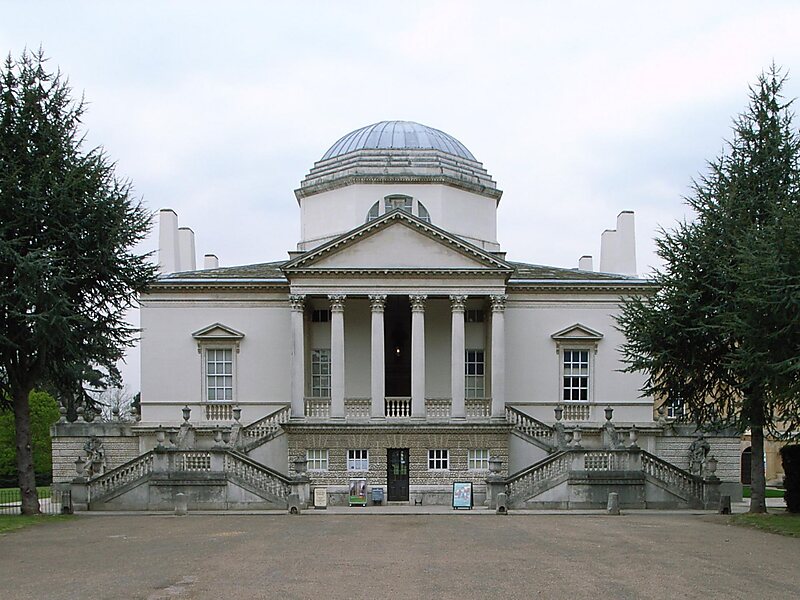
[349,478,367,507]
[314,487,328,509]
[452,482,473,509]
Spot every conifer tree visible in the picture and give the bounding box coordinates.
[0,50,157,514]
[618,65,800,513]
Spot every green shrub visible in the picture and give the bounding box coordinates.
[0,391,60,479]
[780,445,800,513]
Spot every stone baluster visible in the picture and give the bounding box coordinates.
[369,295,387,419]
[410,294,427,419]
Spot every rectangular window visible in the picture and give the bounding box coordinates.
[385,195,413,213]
[465,349,485,398]
[562,349,589,401]
[428,449,449,470]
[465,309,485,323]
[311,309,330,323]
[206,348,233,402]
[347,449,369,471]
[306,449,329,471]
[311,349,331,397]
[468,449,490,470]
[667,396,686,419]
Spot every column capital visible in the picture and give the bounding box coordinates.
[289,294,306,311]
[490,294,508,312]
[328,294,346,312]
[409,294,427,312]
[449,295,467,312]
[369,294,387,312]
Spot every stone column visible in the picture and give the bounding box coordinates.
[410,294,427,419]
[369,295,387,419]
[490,294,507,419]
[329,294,346,419]
[289,294,306,419]
[450,295,467,419]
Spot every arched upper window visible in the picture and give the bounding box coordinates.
[366,195,431,223]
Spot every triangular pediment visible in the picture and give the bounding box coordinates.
[192,323,245,341]
[551,323,604,341]
[283,210,511,274]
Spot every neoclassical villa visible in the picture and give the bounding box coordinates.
[52,121,741,510]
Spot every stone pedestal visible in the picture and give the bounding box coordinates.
[703,477,722,510]
[485,474,506,510]
[70,478,89,512]
[290,474,311,507]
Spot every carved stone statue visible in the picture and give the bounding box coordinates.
[688,433,711,476]
[83,436,106,477]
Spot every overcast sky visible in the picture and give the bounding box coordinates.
[4,1,800,392]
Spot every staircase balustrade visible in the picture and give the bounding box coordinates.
[89,451,155,501]
[223,452,291,499]
[641,450,704,503]
[562,402,591,421]
[505,406,555,446]
[240,405,290,450]
[583,450,631,471]
[205,403,234,421]
[506,451,571,503]
[174,451,212,471]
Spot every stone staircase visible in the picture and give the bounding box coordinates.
[86,447,291,510]
[503,447,715,509]
[237,405,290,453]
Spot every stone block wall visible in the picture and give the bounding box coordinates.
[655,434,740,483]
[51,422,140,484]
[286,424,511,504]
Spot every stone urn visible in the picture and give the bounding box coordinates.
[488,458,503,474]
[293,458,308,476]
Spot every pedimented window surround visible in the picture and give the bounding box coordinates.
[551,323,603,405]
[192,323,245,404]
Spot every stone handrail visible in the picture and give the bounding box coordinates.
[640,450,704,503]
[240,405,291,450]
[466,398,491,418]
[305,397,330,418]
[89,450,155,501]
[385,397,411,417]
[583,450,631,471]
[506,451,571,504]
[224,451,291,499]
[505,406,555,446]
[345,398,371,419]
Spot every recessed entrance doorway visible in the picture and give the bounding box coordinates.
[387,448,410,501]
[384,296,411,397]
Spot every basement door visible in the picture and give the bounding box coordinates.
[387,448,409,501]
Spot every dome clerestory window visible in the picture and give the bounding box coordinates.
[366,195,431,223]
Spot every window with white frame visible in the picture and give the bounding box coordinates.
[465,350,485,398]
[206,348,233,402]
[562,349,589,401]
[666,395,686,419]
[347,449,369,471]
[311,349,331,397]
[428,449,449,470]
[468,449,490,470]
[306,449,329,471]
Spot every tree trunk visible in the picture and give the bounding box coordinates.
[749,424,767,514]
[13,385,41,515]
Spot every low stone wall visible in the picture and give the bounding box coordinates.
[285,423,511,505]
[51,422,139,485]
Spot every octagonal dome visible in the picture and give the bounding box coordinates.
[297,120,499,201]
[321,121,477,162]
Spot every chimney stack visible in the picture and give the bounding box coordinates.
[158,209,179,274]
[578,255,593,271]
[178,227,196,272]
[599,211,637,275]
[204,254,219,269]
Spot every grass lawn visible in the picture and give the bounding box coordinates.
[742,485,785,499]
[0,486,51,502]
[731,512,800,537]
[0,514,72,534]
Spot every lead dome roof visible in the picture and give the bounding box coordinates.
[297,120,500,201]
[321,121,477,162]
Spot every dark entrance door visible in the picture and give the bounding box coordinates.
[387,448,409,501]
[741,447,752,484]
